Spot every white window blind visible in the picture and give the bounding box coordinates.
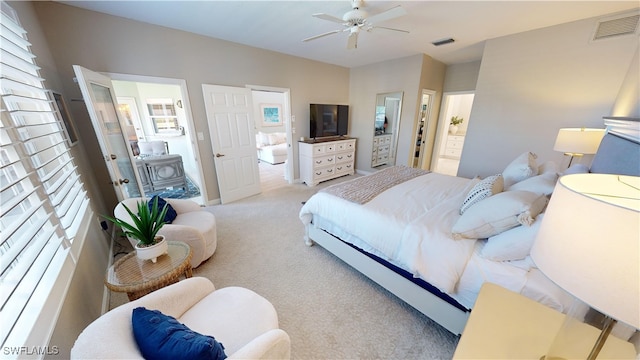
[0,1,89,350]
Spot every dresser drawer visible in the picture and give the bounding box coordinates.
[444,148,462,158]
[335,152,354,164]
[312,155,335,167]
[312,166,335,179]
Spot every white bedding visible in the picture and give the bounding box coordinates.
[299,170,572,310]
[300,172,480,293]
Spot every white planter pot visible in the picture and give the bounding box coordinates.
[449,125,459,135]
[135,236,168,263]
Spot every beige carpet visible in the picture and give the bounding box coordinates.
[110,175,459,359]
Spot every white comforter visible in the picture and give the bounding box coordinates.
[299,172,481,294]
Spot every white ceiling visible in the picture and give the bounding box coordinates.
[57,1,639,68]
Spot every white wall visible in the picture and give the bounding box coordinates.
[459,13,638,178]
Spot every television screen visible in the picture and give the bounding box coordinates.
[310,104,349,138]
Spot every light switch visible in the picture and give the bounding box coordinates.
[197,132,204,141]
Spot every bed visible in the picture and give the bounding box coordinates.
[256,131,288,164]
[299,117,639,335]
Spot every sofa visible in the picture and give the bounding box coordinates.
[71,277,291,359]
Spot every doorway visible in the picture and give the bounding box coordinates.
[109,74,206,204]
[249,86,293,192]
[432,92,475,176]
[411,89,436,169]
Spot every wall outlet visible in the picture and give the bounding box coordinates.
[197,132,204,141]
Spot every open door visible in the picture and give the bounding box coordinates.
[202,84,260,204]
[73,65,141,201]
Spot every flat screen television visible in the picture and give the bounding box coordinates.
[309,104,349,139]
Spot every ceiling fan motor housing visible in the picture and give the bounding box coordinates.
[343,8,368,25]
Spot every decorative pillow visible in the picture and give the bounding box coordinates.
[452,190,548,240]
[562,163,589,175]
[507,172,558,196]
[459,174,504,214]
[267,132,286,145]
[132,307,227,360]
[502,152,538,188]
[538,161,559,175]
[481,214,545,261]
[148,195,177,224]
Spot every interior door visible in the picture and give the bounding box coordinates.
[73,65,142,201]
[202,84,260,203]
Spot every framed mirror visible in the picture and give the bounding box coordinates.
[372,91,403,167]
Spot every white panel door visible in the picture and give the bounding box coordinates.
[202,84,260,203]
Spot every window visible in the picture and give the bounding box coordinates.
[146,99,181,135]
[0,2,89,351]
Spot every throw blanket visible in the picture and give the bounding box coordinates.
[321,166,430,204]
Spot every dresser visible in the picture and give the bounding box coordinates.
[443,134,465,159]
[371,134,392,167]
[299,137,356,186]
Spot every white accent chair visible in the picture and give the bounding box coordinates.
[115,198,217,268]
[71,277,291,359]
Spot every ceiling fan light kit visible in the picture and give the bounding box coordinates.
[303,0,409,50]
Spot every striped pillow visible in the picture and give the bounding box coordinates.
[460,174,504,214]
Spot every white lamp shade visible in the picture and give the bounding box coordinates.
[531,174,640,329]
[553,128,606,155]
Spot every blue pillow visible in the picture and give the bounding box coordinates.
[132,307,226,360]
[148,196,178,224]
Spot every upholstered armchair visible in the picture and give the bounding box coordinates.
[71,277,291,359]
[114,197,217,268]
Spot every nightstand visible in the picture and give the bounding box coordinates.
[453,283,636,359]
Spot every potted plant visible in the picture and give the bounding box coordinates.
[103,197,169,263]
[449,116,464,134]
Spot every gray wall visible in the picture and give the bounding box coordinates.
[32,1,350,210]
[459,14,638,178]
[349,54,446,172]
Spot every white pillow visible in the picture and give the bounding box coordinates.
[502,152,538,188]
[507,172,558,196]
[451,190,548,240]
[538,161,559,175]
[562,163,589,175]
[460,174,504,214]
[481,214,544,261]
[267,132,286,145]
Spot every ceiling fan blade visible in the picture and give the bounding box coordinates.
[366,5,406,25]
[303,30,342,42]
[347,32,358,50]
[312,13,345,24]
[370,26,409,34]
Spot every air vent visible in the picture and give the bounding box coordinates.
[593,13,639,41]
[432,38,455,46]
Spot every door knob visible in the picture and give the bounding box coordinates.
[110,154,117,160]
[215,153,225,158]
[118,178,130,184]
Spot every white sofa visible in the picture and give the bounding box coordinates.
[71,277,291,359]
[256,131,287,164]
[115,198,216,268]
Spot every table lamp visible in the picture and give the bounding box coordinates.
[531,173,640,360]
[553,128,606,166]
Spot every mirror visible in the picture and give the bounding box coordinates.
[372,91,403,167]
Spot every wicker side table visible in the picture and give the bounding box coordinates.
[105,241,193,301]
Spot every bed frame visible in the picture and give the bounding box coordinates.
[304,117,639,336]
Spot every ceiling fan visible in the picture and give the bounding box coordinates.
[303,0,408,50]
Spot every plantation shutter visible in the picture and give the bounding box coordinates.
[0,1,89,349]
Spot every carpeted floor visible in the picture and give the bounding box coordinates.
[109,175,459,359]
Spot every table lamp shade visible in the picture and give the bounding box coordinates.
[531,174,640,329]
[553,128,606,155]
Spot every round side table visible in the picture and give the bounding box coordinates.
[105,241,192,301]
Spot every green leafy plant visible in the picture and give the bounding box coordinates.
[450,116,464,126]
[103,197,169,247]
